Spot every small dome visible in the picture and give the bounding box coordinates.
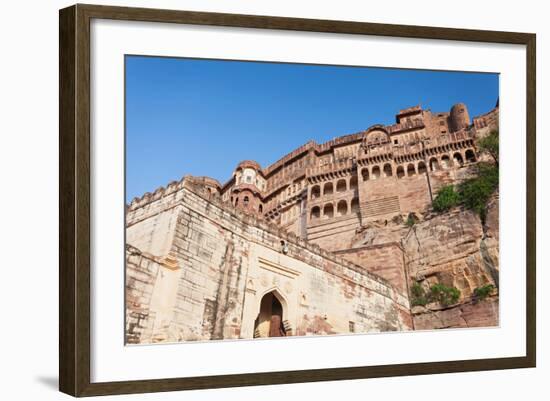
[236,160,262,171]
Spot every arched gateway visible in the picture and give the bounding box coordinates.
[254,291,288,338]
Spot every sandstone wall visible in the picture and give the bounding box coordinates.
[306,213,361,251]
[335,243,407,294]
[125,179,412,344]
[125,246,164,344]
[358,172,431,219]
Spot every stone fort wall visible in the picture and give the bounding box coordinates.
[125,179,412,343]
[125,102,499,342]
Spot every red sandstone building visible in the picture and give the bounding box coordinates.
[212,102,498,251]
[126,102,499,343]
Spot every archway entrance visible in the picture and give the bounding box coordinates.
[254,291,287,338]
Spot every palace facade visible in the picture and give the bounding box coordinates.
[125,102,500,343]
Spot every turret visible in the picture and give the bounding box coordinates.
[230,160,265,216]
[450,103,470,132]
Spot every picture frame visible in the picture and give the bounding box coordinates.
[59,3,536,397]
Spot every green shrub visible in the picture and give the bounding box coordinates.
[473,284,495,302]
[458,163,499,221]
[432,185,460,212]
[429,284,461,306]
[477,130,499,165]
[410,282,460,307]
[405,214,416,228]
[432,164,498,221]
[410,283,427,306]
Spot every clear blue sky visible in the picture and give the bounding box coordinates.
[126,56,498,201]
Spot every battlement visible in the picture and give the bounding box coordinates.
[181,179,406,299]
[129,102,496,251]
[126,174,406,300]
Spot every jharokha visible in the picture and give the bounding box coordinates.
[126,102,500,344]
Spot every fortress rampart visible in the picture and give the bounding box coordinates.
[126,101,500,343]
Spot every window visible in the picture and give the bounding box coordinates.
[430,157,439,171]
[397,166,405,179]
[465,149,476,163]
[310,206,321,220]
[383,164,392,177]
[362,168,369,181]
[394,139,398,145]
[441,155,451,169]
[243,196,249,206]
[372,166,381,179]
[349,321,355,333]
[323,182,333,196]
[453,153,464,167]
[337,200,347,216]
[323,204,334,219]
[418,161,427,174]
[311,185,321,199]
[336,179,347,192]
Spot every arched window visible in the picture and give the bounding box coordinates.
[311,185,320,199]
[323,182,334,196]
[362,168,369,181]
[372,166,381,179]
[407,164,416,177]
[243,196,249,206]
[383,163,393,177]
[235,197,239,206]
[397,166,405,179]
[418,161,427,174]
[259,204,263,213]
[350,198,359,213]
[337,200,348,216]
[441,155,451,169]
[430,157,439,171]
[465,149,476,163]
[336,179,347,192]
[323,203,334,219]
[310,206,320,220]
[453,152,464,167]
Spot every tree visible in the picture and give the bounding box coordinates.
[432,185,460,212]
[477,129,499,165]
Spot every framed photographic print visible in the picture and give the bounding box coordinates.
[59,4,536,397]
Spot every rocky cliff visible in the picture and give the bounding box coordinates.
[402,192,499,329]
[342,191,499,330]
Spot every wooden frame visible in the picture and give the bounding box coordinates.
[59,3,536,397]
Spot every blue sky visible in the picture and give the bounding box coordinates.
[125,56,498,201]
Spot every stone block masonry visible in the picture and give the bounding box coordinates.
[126,179,412,343]
[125,101,499,343]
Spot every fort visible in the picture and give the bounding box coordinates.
[125,102,500,344]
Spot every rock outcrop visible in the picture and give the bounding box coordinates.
[402,193,499,329]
